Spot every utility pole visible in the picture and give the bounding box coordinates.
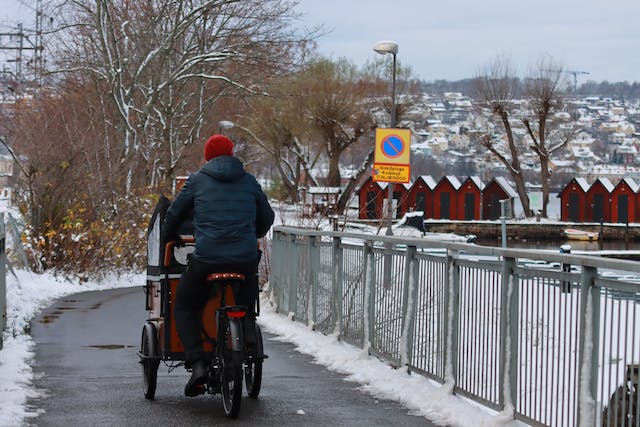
[34,0,45,86]
[0,0,46,91]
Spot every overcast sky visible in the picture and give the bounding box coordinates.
[295,0,640,83]
[1,0,638,83]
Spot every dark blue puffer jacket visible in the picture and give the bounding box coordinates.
[164,155,274,264]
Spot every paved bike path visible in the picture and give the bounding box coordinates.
[27,287,436,426]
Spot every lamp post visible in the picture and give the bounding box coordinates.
[218,120,234,135]
[373,40,398,235]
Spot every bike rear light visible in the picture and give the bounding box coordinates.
[227,311,246,318]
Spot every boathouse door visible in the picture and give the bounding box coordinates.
[366,192,377,219]
[489,194,501,220]
[416,193,426,215]
[440,192,450,219]
[593,194,604,222]
[618,195,628,223]
[568,193,580,222]
[464,193,475,220]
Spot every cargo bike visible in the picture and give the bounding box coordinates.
[138,197,266,418]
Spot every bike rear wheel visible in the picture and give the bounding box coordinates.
[245,324,263,398]
[221,324,243,418]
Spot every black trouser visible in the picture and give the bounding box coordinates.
[174,256,258,366]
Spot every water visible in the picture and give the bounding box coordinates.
[476,238,640,252]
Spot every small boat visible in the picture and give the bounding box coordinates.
[563,228,599,241]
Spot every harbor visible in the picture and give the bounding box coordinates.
[425,220,640,260]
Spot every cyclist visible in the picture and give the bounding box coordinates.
[164,134,274,397]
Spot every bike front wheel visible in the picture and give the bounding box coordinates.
[140,324,159,400]
[221,326,243,418]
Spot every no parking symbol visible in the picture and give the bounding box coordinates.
[381,134,405,158]
[373,128,411,183]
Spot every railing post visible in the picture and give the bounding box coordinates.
[577,266,599,427]
[499,256,519,417]
[363,240,376,353]
[0,213,5,350]
[270,230,283,312]
[287,233,298,319]
[443,249,460,391]
[400,245,419,368]
[331,236,343,336]
[307,235,320,329]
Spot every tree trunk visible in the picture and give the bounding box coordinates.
[326,147,341,187]
[498,110,531,217]
[540,156,551,217]
[273,151,299,203]
[336,148,375,215]
[512,171,531,217]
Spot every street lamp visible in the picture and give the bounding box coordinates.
[373,40,398,236]
[218,120,234,134]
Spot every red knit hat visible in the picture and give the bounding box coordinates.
[204,134,234,161]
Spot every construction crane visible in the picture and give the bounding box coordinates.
[546,69,590,93]
[565,70,590,92]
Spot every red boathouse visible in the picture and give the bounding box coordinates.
[558,177,589,222]
[457,176,483,220]
[433,176,462,220]
[611,177,638,223]
[407,175,436,218]
[585,177,614,223]
[482,177,518,220]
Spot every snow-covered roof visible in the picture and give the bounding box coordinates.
[616,143,638,155]
[436,175,461,190]
[617,177,639,193]
[417,175,437,189]
[467,176,484,190]
[575,177,590,192]
[307,187,341,194]
[492,176,518,199]
[594,177,615,193]
[572,146,597,159]
[559,177,590,195]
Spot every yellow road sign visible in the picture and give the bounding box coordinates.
[374,128,411,165]
[372,163,410,183]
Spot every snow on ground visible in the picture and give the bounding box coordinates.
[259,294,521,427]
[0,269,143,426]
[0,268,523,427]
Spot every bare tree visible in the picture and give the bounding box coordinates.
[474,54,571,218]
[303,56,420,214]
[51,0,310,193]
[237,57,380,212]
[232,73,318,203]
[474,55,531,216]
[522,55,572,217]
[303,58,376,187]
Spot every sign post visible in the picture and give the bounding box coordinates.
[373,128,412,228]
[373,128,411,287]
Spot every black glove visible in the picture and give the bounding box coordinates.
[161,229,183,246]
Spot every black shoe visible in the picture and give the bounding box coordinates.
[184,360,208,397]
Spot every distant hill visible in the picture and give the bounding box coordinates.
[421,78,640,100]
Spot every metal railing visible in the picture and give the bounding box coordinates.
[270,226,640,427]
[0,213,6,349]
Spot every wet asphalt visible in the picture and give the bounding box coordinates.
[27,287,436,426]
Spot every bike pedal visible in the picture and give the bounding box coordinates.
[247,354,268,361]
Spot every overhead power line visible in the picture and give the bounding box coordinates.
[0,0,45,89]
